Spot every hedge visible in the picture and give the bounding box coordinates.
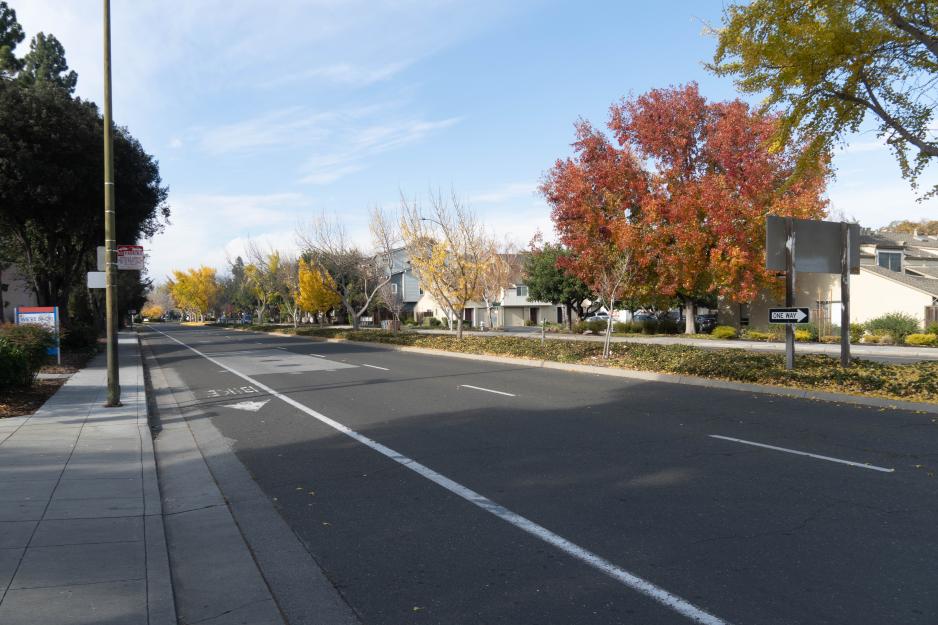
[0,323,54,390]
[227,325,938,403]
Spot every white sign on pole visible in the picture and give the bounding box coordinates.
[97,246,106,271]
[117,245,145,270]
[87,271,106,289]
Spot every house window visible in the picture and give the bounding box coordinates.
[391,283,398,294]
[515,285,528,297]
[877,251,902,272]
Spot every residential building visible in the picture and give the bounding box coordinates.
[413,253,571,328]
[718,230,938,330]
[0,263,38,323]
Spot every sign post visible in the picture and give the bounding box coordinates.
[840,223,851,367]
[15,306,61,365]
[766,216,860,370]
[785,217,796,370]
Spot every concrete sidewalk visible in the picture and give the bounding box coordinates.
[0,333,174,625]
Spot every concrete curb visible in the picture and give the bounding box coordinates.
[139,330,360,625]
[236,328,938,414]
[137,334,177,625]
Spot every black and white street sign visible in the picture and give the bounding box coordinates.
[769,308,810,324]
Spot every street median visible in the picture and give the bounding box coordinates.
[225,325,938,409]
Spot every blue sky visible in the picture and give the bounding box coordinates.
[16,0,937,281]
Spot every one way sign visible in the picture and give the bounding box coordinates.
[769,308,810,324]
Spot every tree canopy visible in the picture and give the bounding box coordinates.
[0,6,168,317]
[522,241,596,328]
[711,0,938,197]
[543,84,829,333]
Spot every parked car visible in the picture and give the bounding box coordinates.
[632,312,657,323]
[583,312,610,323]
[695,313,718,334]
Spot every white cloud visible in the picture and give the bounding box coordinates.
[826,181,938,228]
[200,108,337,155]
[299,116,462,184]
[145,193,311,280]
[262,61,412,88]
[470,182,539,205]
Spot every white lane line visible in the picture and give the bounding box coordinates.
[362,364,389,371]
[309,354,326,358]
[460,384,516,397]
[709,435,895,473]
[150,327,728,625]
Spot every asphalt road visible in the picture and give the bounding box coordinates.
[142,324,938,625]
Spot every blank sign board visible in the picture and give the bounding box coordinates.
[766,216,860,274]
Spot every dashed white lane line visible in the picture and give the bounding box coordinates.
[152,327,729,625]
[709,435,895,473]
[460,384,516,397]
[309,354,326,358]
[362,364,389,371]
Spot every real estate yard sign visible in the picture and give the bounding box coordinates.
[14,306,61,365]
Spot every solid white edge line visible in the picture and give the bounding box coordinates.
[460,384,516,397]
[709,435,895,473]
[151,327,730,625]
[362,364,390,371]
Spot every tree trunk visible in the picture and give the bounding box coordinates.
[456,316,463,340]
[566,303,573,330]
[603,316,613,358]
[683,298,695,334]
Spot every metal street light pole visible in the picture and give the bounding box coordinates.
[103,0,120,406]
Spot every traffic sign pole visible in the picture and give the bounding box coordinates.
[840,223,851,368]
[785,217,796,370]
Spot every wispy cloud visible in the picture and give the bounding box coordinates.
[262,61,412,88]
[470,182,539,204]
[199,108,337,155]
[299,116,462,184]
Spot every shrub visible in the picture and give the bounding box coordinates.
[639,318,659,335]
[794,329,813,342]
[657,318,680,334]
[849,323,865,344]
[424,317,442,328]
[585,319,607,334]
[613,321,630,333]
[863,333,894,345]
[524,319,536,327]
[61,322,99,350]
[794,322,818,341]
[711,325,737,339]
[572,321,588,334]
[905,333,938,347]
[865,312,920,342]
[926,322,938,336]
[0,323,54,387]
[819,335,840,344]
[0,339,30,390]
[741,330,775,342]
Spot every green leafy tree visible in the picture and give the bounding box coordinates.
[710,0,938,197]
[18,32,77,93]
[0,1,23,76]
[0,75,168,313]
[522,241,597,330]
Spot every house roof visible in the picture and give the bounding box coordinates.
[862,265,938,297]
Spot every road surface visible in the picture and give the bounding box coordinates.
[142,324,938,625]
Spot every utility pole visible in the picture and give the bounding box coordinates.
[103,0,120,406]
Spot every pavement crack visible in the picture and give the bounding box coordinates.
[181,596,273,624]
[162,502,226,517]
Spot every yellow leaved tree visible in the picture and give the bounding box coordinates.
[297,258,341,325]
[166,266,220,321]
[401,190,489,340]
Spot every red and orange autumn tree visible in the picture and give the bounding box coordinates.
[543,83,829,334]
